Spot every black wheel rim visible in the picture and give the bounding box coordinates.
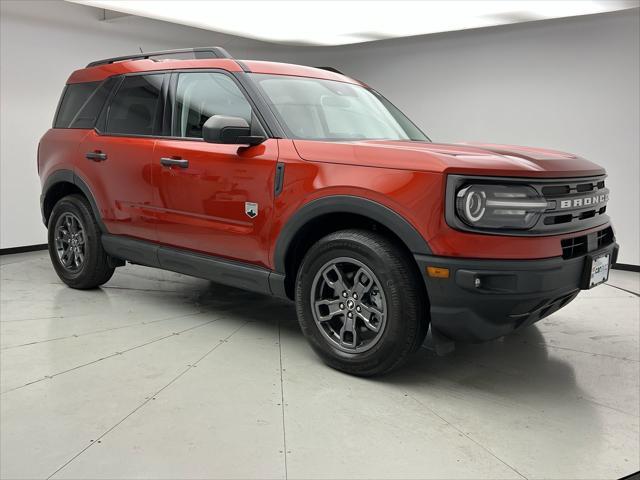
[54,212,86,272]
[310,257,387,353]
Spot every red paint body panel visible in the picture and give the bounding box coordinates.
[77,130,157,241]
[38,129,84,184]
[151,139,279,267]
[292,140,605,178]
[273,140,609,263]
[39,130,611,267]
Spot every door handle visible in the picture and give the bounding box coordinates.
[160,157,189,168]
[86,151,107,161]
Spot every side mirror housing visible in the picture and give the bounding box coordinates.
[202,115,265,146]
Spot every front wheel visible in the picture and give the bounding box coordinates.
[295,229,428,376]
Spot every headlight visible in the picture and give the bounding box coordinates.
[454,183,548,230]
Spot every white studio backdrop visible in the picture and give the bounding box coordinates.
[1,1,638,265]
[0,0,292,250]
[286,10,640,265]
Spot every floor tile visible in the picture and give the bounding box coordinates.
[0,253,638,480]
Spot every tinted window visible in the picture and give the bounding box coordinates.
[54,82,99,128]
[174,72,251,138]
[106,74,163,135]
[69,77,119,129]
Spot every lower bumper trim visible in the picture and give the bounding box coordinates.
[415,242,619,342]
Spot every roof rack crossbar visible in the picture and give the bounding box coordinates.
[86,47,233,68]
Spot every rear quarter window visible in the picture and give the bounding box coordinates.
[70,77,120,129]
[54,82,99,128]
[54,78,118,129]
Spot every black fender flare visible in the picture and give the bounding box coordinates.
[41,169,108,232]
[273,195,432,273]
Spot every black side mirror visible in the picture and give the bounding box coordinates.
[202,115,265,146]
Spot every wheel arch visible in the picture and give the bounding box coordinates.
[273,195,431,299]
[41,170,107,232]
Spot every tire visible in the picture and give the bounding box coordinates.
[47,194,115,289]
[295,229,428,376]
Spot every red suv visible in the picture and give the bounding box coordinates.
[39,47,618,376]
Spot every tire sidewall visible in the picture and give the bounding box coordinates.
[296,233,423,374]
[48,196,98,284]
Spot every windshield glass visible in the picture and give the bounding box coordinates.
[251,73,429,142]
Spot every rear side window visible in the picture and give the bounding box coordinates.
[105,74,163,136]
[54,82,99,128]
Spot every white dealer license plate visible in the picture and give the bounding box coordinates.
[589,253,610,288]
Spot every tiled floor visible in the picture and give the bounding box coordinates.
[1,251,638,479]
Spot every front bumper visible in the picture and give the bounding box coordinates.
[415,242,619,343]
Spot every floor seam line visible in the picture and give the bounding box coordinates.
[604,283,640,297]
[1,315,69,323]
[407,393,528,479]
[0,311,207,351]
[101,285,192,294]
[46,321,249,480]
[532,341,640,362]
[278,318,289,480]
[580,395,640,418]
[0,317,223,395]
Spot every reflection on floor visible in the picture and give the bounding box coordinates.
[1,251,638,479]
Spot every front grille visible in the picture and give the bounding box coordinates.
[541,179,604,196]
[561,226,614,259]
[538,176,609,232]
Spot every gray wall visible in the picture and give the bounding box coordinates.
[278,10,640,265]
[0,0,293,250]
[1,2,638,264]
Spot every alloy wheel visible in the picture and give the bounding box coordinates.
[54,212,86,272]
[310,257,387,353]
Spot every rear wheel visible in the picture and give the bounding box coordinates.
[295,229,428,376]
[48,194,114,289]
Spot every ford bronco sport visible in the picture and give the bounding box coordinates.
[39,47,618,376]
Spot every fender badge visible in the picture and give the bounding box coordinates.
[245,202,258,218]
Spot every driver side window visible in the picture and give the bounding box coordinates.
[173,72,252,138]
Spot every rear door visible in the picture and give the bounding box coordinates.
[77,73,165,241]
[152,70,278,267]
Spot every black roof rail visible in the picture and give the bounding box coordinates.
[86,47,233,68]
[315,66,345,75]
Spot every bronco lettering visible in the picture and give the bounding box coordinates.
[559,194,607,209]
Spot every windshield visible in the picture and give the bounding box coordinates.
[250,73,429,142]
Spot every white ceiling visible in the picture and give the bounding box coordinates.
[68,0,639,46]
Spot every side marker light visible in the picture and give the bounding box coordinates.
[427,267,450,279]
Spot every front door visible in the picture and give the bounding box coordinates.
[152,71,278,268]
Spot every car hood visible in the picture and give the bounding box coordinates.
[292,140,605,178]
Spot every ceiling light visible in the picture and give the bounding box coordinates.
[66,0,639,46]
